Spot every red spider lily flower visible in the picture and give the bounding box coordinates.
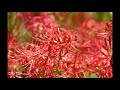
[8,70,16,78]
[16,12,33,22]
[8,13,112,78]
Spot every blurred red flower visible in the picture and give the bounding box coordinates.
[8,13,112,78]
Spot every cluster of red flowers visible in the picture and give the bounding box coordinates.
[8,13,112,78]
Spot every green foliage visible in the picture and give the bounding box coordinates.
[84,71,90,77]
[79,76,84,78]
[55,12,76,29]
[94,12,112,23]
[17,30,32,46]
[79,71,98,78]
[89,73,98,78]
[12,65,16,70]
[41,68,45,78]
[17,64,24,71]
[67,12,76,29]
[8,12,32,46]
[8,12,16,31]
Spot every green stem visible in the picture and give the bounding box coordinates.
[55,46,62,78]
[41,68,45,78]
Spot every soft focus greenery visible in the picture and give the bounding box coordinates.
[93,12,112,22]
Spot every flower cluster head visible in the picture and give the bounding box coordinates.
[8,13,112,78]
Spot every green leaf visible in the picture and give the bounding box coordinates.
[103,12,111,23]
[109,12,112,16]
[8,12,16,31]
[12,65,16,70]
[57,69,64,75]
[8,61,10,65]
[67,12,75,29]
[17,64,24,71]
[90,73,98,78]
[41,68,45,78]
[93,12,111,23]
[79,76,84,78]
[94,12,104,22]
[84,71,90,77]
[53,70,56,78]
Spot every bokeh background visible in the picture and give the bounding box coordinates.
[8,12,112,45]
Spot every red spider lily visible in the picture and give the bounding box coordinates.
[8,13,112,78]
[16,12,33,22]
[8,70,16,78]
